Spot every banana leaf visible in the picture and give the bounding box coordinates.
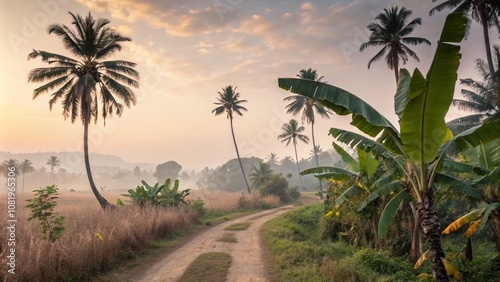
[378,190,407,238]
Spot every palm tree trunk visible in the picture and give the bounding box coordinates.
[417,192,448,282]
[22,173,25,194]
[481,16,496,76]
[393,53,399,84]
[84,112,111,209]
[311,122,324,199]
[293,140,303,189]
[230,117,251,194]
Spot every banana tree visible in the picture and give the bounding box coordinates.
[302,142,390,245]
[442,139,500,252]
[278,11,500,281]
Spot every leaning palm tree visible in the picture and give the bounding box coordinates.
[249,162,273,189]
[284,68,330,197]
[448,45,500,133]
[27,12,139,209]
[430,0,500,76]
[360,6,431,83]
[20,159,35,193]
[277,119,309,189]
[47,156,61,184]
[212,85,251,194]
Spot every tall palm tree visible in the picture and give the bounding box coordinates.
[447,45,500,133]
[360,6,431,83]
[212,85,251,194]
[47,156,61,184]
[430,0,500,76]
[277,119,309,189]
[27,12,139,209]
[284,68,330,198]
[249,162,273,189]
[20,159,35,193]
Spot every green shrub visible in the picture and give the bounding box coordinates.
[258,174,299,203]
[189,198,207,216]
[26,185,65,242]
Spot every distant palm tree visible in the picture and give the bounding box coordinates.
[309,145,324,160]
[448,45,500,133]
[47,156,61,184]
[278,119,309,189]
[265,153,280,165]
[20,159,35,193]
[430,0,500,76]
[1,159,20,194]
[1,159,20,177]
[249,162,273,189]
[212,85,251,194]
[285,68,330,198]
[27,12,139,209]
[360,6,431,83]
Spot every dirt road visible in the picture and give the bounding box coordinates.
[132,205,295,282]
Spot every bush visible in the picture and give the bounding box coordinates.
[122,178,190,207]
[258,174,299,203]
[189,198,207,217]
[26,185,65,242]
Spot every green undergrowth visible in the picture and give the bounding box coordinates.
[261,204,417,282]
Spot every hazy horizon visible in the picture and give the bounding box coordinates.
[1,0,496,171]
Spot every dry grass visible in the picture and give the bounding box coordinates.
[0,189,280,281]
[0,193,199,282]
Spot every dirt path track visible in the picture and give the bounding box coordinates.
[132,205,294,282]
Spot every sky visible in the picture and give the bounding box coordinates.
[0,0,497,171]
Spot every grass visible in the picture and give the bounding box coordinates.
[0,189,281,282]
[261,204,418,282]
[178,252,232,282]
[224,222,251,231]
[216,233,237,243]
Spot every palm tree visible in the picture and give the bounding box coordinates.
[430,0,500,76]
[1,159,20,177]
[285,68,330,197]
[27,12,139,209]
[265,153,280,165]
[20,159,35,193]
[360,6,431,83]
[212,85,251,194]
[47,156,61,184]
[249,162,273,189]
[448,45,500,133]
[277,119,309,189]
[309,145,323,160]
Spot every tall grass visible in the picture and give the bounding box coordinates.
[0,189,279,282]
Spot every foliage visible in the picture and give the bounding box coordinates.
[122,178,190,207]
[155,161,182,184]
[25,185,65,242]
[258,174,300,203]
[249,161,273,189]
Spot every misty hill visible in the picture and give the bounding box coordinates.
[0,151,157,174]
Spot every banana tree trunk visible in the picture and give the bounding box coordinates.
[417,192,448,282]
[84,112,111,209]
[492,210,500,252]
[410,203,421,263]
[230,117,251,194]
[311,121,323,198]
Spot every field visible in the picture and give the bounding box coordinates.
[0,189,280,282]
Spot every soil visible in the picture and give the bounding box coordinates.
[129,205,296,282]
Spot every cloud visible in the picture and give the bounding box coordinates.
[77,0,243,36]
